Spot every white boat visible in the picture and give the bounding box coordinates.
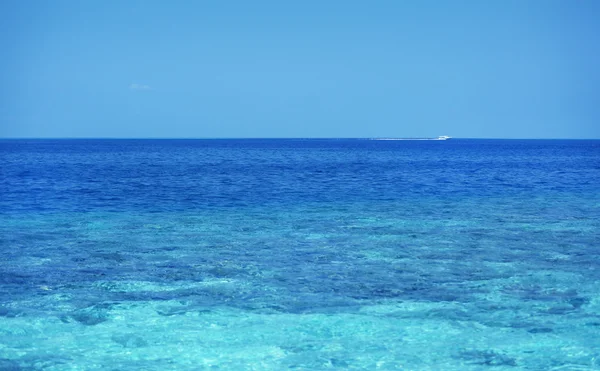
[371,136,452,141]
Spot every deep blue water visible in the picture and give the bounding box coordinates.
[1,139,599,370]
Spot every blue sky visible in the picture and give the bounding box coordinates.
[1,0,598,138]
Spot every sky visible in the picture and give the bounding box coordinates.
[0,0,599,138]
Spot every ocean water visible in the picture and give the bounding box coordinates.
[1,138,599,370]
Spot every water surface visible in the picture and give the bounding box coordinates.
[1,139,599,369]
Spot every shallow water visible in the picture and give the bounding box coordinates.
[1,139,599,370]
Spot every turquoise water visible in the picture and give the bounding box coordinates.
[1,139,599,370]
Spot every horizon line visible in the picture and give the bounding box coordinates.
[0,137,599,140]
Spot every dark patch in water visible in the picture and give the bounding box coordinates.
[528,327,553,333]
[111,333,148,348]
[0,306,21,318]
[155,306,190,316]
[91,252,127,263]
[0,359,21,371]
[457,349,517,367]
[568,297,588,309]
[0,272,31,285]
[504,286,581,303]
[69,305,111,325]
[330,358,349,367]
[545,305,574,315]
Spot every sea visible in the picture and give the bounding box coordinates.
[1,138,599,370]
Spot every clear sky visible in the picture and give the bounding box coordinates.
[1,0,599,138]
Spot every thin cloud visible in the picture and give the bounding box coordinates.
[129,83,152,91]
